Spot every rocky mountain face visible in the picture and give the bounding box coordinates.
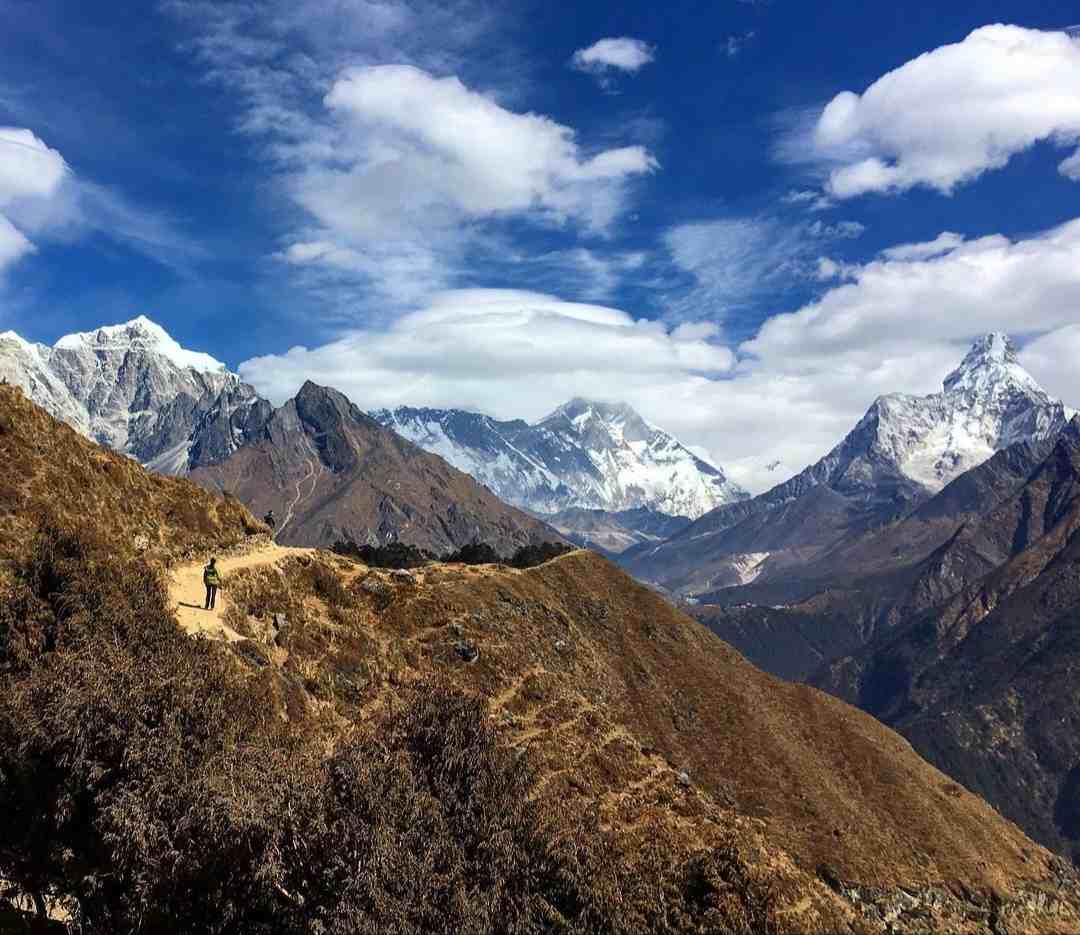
[623,333,1070,597]
[0,317,272,475]
[372,398,747,520]
[695,431,1065,681]
[813,418,1080,861]
[190,381,563,554]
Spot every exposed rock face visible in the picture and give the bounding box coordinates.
[623,333,1070,597]
[372,398,747,520]
[190,381,564,555]
[0,317,269,474]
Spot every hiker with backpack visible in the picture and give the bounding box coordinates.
[203,557,222,610]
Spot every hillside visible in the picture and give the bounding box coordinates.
[184,544,1080,932]
[190,381,562,555]
[0,383,261,568]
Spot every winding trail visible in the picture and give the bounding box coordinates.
[277,435,324,539]
[170,543,315,642]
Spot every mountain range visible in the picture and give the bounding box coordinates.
[622,333,1072,596]
[0,317,271,475]
[372,398,747,519]
[189,381,559,554]
[0,318,740,546]
[9,314,1080,872]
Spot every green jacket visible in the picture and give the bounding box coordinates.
[204,565,222,587]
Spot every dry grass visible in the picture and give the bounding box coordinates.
[0,385,262,575]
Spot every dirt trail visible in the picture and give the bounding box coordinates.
[278,435,324,538]
[170,543,315,642]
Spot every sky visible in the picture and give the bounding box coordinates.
[2,0,1080,492]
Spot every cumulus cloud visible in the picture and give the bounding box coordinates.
[808,25,1080,198]
[274,64,655,306]
[571,38,656,75]
[314,65,655,232]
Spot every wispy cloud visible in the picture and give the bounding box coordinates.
[723,31,756,58]
[169,2,657,315]
[662,214,865,322]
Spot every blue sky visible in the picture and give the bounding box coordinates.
[2,1,1080,490]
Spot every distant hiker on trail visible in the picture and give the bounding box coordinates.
[203,558,221,610]
[264,510,276,532]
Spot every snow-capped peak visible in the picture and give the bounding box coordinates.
[55,315,227,374]
[942,331,1041,396]
[374,398,748,519]
[842,333,1069,494]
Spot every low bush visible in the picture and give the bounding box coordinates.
[509,541,575,569]
[443,541,503,565]
[332,540,436,569]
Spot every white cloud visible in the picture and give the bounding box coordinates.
[0,215,33,269]
[1061,149,1080,181]
[0,128,68,206]
[808,219,865,239]
[723,32,756,58]
[809,25,1080,198]
[316,65,655,232]
[239,288,734,414]
[571,38,655,75]
[0,127,67,276]
[271,64,655,306]
[1018,324,1080,407]
[880,231,965,261]
[172,2,657,311]
[663,215,865,320]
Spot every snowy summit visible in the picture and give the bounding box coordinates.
[374,397,748,519]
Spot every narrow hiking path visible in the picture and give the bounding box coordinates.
[278,435,324,538]
[170,543,315,642]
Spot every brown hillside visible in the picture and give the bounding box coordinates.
[214,546,1080,932]
[4,387,1080,933]
[0,384,261,569]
